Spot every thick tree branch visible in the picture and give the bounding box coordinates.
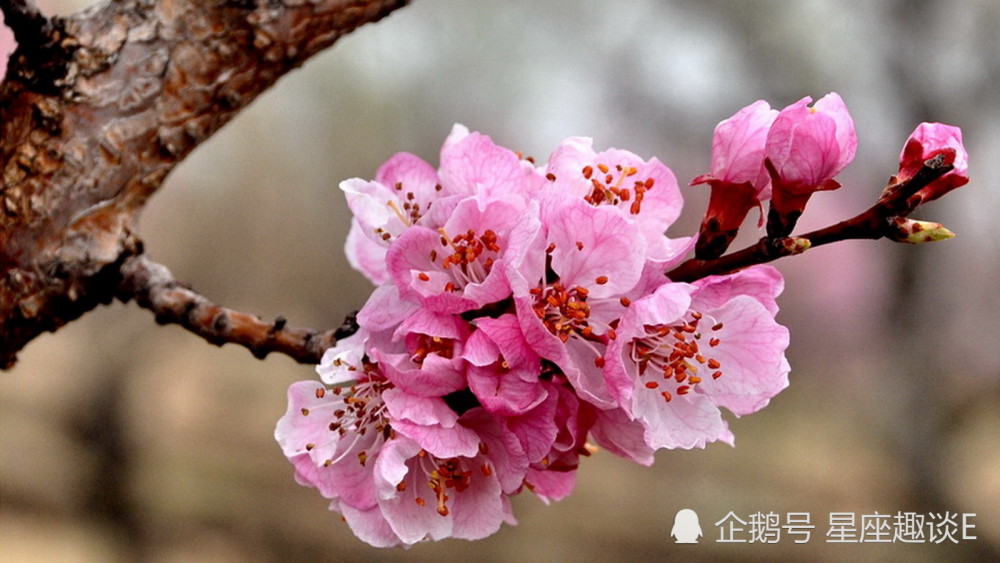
[117,254,358,363]
[1,0,409,369]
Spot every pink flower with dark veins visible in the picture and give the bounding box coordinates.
[343,125,545,284]
[604,266,789,450]
[764,93,857,237]
[896,122,969,205]
[370,409,527,546]
[275,372,394,544]
[386,195,526,314]
[544,137,687,261]
[463,313,548,416]
[507,198,647,408]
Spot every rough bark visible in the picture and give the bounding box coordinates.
[1,0,409,369]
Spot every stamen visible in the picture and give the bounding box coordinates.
[386,200,411,227]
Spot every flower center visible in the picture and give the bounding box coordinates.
[425,227,501,293]
[581,163,655,215]
[408,334,457,365]
[401,449,493,517]
[628,311,724,402]
[318,359,394,466]
[530,281,593,343]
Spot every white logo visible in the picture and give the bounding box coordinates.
[671,508,703,543]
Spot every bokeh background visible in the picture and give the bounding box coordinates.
[3,0,999,560]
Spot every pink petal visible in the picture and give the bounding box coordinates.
[345,220,390,284]
[467,363,546,415]
[505,387,560,463]
[375,152,442,201]
[693,296,790,416]
[690,265,784,316]
[439,125,543,201]
[634,389,734,449]
[315,331,367,385]
[0,12,15,84]
[709,99,777,186]
[547,201,645,298]
[590,406,656,466]
[382,389,481,458]
[461,408,530,494]
[525,467,578,504]
[374,350,467,397]
[813,92,858,173]
[357,283,419,333]
[338,501,402,548]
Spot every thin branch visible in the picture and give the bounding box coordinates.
[666,155,954,283]
[116,254,358,363]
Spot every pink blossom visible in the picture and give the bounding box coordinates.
[695,100,778,188]
[342,125,545,284]
[764,93,857,236]
[691,100,778,259]
[275,376,390,514]
[371,308,470,397]
[386,196,524,314]
[370,409,527,545]
[438,124,547,204]
[285,123,810,547]
[544,137,685,260]
[897,122,969,204]
[507,199,646,407]
[604,267,789,450]
[463,314,548,416]
[1,11,15,84]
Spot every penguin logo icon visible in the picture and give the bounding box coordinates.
[671,508,702,543]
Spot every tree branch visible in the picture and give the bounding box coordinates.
[666,155,954,282]
[116,254,357,363]
[2,0,409,369]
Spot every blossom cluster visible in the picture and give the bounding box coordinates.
[275,94,968,547]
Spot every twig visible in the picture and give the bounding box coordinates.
[116,254,358,363]
[667,155,954,282]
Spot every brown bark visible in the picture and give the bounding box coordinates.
[1,0,409,369]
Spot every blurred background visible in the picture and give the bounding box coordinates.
[3,0,998,560]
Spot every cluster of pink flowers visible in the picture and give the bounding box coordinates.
[275,94,968,547]
[276,123,791,547]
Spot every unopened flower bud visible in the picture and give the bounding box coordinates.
[887,217,955,244]
[896,122,969,205]
[692,101,777,259]
[764,93,857,238]
[780,237,811,255]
